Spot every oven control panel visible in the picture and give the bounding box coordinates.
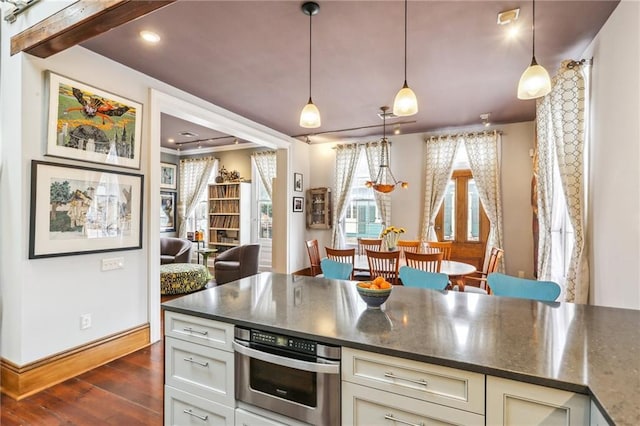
[251,330,316,355]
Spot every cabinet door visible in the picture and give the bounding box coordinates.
[165,385,234,426]
[164,311,234,351]
[342,382,484,426]
[487,376,590,425]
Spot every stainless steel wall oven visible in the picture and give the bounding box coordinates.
[234,326,341,425]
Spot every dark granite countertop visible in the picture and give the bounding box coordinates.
[162,272,640,425]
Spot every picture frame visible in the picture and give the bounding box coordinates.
[293,196,304,213]
[294,172,303,192]
[45,71,143,169]
[160,191,177,232]
[160,162,177,190]
[29,160,143,259]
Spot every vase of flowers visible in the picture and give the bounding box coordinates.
[380,226,405,251]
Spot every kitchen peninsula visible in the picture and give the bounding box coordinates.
[162,272,639,425]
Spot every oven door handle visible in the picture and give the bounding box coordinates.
[233,341,340,375]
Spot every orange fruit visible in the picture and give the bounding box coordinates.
[380,281,392,289]
[373,276,384,285]
[357,282,371,288]
[370,284,380,289]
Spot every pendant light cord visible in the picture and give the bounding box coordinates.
[532,0,536,57]
[403,0,408,83]
[308,12,313,99]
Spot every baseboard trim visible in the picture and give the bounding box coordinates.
[1,324,150,400]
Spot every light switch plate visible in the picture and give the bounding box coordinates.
[102,257,124,271]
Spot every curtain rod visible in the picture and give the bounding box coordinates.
[425,129,503,140]
[567,58,593,69]
[331,140,393,150]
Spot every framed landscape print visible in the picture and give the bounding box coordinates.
[160,191,176,232]
[160,162,177,190]
[29,160,143,259]
[45,71,143,169]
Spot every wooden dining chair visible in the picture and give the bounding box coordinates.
[305,239,322,276]
[357,238,382,255]
[423,241,453,260]
[404,251,443,273]
[325,247,355,279]
[487,273,561,302]
[464,247,504,293]
[397,240,420,259]
[365,249,400,285]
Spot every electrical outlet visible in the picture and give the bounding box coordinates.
[102,257,124,271]
[80,314,92,330]
[518,270,525,278]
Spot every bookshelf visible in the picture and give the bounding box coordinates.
[208,182,251,252]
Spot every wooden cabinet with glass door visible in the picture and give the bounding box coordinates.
[306,187,332,229]
[207,182,250,253]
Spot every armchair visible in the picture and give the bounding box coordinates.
[160,237,192,264]
[213,244,260,285]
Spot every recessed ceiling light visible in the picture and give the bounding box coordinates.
[179,131,198,138]
[497,8,519,25]
[167,138,175,143]
[506,24,520,39]
[140,30,160,43]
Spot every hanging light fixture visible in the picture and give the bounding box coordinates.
[365,106,408,193]
[393,0,418,117]
[517,0,551,99]
[299,2,321,128]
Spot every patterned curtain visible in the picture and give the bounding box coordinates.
[178,156,217,238]
[332,144,360,248]
[536,60,589,303]
[252,151,277,199]
[464,131,505,272]
[364,142,391,229]
[419,135,461,242]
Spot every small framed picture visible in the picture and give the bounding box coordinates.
[161,162,177,190]
[160,191,176,232]
[294,172,303,192]
[293,196,304,212]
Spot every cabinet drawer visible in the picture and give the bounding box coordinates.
[165,336,234,406]
[486,376,590,425]
[342,347,484,414]
[342,382,484,425]
[164,385,234,426]
[165,311,234,351]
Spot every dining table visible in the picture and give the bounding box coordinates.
[353,254,477,291]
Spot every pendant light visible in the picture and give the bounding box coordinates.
[517,0,551,99]
[365,106,409,193]
[300,2,321,128]
[393,0,418,117]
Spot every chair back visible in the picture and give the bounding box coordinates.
[325,247,355,279]
[397,240,420,259]
[320,258,354,281]
[423,241,452,260]
[484,247,504,274]
[487,273,560,302]
[357,238,382,255]
[404,251,443,272]
[365,249,400,285]
[399,266,449,291]
[305,239,321,276]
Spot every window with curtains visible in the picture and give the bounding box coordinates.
[256,174,272,239]
[344,153,381,245]
[183,167,217,242]
[549,158,575,283]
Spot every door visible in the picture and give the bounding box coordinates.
[435,170,489,271]
[252,162,272,271]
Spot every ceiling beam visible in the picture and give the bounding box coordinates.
[10,0,174,58]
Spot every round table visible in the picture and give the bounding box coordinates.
[160,263,209,295]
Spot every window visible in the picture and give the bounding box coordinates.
[183,164,217,243]
[549,160,574,285]
[256,175,272,239]
[437,170,486,243]
[344,153,382,245]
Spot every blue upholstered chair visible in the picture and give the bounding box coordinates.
[487,273,561,302]
[398,266,449,291]
[320,258,353,280]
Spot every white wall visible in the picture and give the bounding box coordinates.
[583,0,640,309]
[306,121,535,277]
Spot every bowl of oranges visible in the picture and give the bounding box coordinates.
[356,276,392,309]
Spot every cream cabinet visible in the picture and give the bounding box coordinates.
[342,348,485,425]
[164,311,235,426]
[486,376,590,425]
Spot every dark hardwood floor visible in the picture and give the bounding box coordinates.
[1,341,164,425]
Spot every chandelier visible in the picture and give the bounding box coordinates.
[365,106,408,194]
